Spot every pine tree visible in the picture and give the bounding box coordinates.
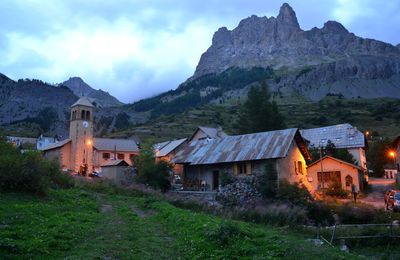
[235,81,285,134]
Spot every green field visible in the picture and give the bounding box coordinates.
[0,188,358,259]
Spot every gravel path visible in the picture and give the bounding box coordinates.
[358,178,395,209]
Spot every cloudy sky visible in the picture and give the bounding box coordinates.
[1,0,399,103]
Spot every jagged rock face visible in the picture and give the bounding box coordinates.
[194,3,400,78]
[62,77,123,107]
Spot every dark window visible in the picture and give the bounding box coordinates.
[103,153,110,159]
[345,175,353,187]
[297,161,303,174]
[317,171,341,183]
[86,110,90,120]
[81,110,85,119]
[239,162,246,174]
[117,153,124,160]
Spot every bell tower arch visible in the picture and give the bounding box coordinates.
[69,97,94,175]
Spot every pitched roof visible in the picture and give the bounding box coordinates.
[41,139,71,151]
[71,97,94,108]
[93,138,139,152]
[154,138,187,157]
[101,159,129,167]
[173,128,307,165]
[7,136,37,144]
[189,126,228,141]
[307,155,362,171]
[300,123,365,149]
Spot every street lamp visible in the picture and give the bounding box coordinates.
[389,150,396,169]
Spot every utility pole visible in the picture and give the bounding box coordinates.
[319,142,325,200]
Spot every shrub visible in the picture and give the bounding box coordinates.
[134,146,171,192]
[326,181,348,198]
[205,220,248,246]
[220,172,234,187]
[234,204,308,227]
[258,161,278,198]
[306,201,334,226]
[276,181,313,205]
[0,137,74,195]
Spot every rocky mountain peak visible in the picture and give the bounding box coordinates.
[63,76,93,96]
[322,21,348,34]
[62,77,123,107]
[212,27,232,46]
[277,3,300,29]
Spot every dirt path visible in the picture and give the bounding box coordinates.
[358,178,395,209]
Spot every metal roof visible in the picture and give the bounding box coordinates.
[154,138,187,157]
[173,128,301,165]
[101,159,129,167]
[41,139,71,151]
[300,123,365,149]
[93,138,139,152]
[71,97,94,108]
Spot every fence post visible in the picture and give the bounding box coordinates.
[316,224,320,239]
[330,224,337,244]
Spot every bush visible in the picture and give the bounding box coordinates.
[234,204,308,226]
[258,161,278,198]
[134,146,171,192]
[306,202,334,226]
[220,172,234,187]
[326,181,348,198]
[0,137,74,195]
[205,220,249,246]
[276,181,313,205]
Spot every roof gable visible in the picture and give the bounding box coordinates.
[41,139,71,151]
[71,97,94,108]
[189,126,228,141]
[154,138,187,157]
[101,159,129,167]
[307,155,362,171]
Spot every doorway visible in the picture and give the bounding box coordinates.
[212,170,219,190]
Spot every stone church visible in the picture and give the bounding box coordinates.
[43,97,139,175]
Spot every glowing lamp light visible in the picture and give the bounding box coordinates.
[389,151,396,158]
[86,140,92,145]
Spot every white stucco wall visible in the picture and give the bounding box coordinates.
[347,148,366,169]
[307,157,362,191]
[276,140,312,191]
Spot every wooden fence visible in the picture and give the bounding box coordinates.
[317,223,400,246]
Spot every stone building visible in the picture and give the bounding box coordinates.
[42,97,139,175]
[172,128,311,192]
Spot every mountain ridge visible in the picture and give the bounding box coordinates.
[61,77,123,107]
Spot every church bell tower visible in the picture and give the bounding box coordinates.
[69,97,94,174]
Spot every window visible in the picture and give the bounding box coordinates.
[345,175,353,187]
[239,163,246,174]
[295,161,303,174]
[81,110,85,119]
[234,162,251,175]
[86,111,90,120]
[103,153,110,159]
[317,171,341,183]
[117,153,125,160]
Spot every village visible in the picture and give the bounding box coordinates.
[6,97,400,211]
